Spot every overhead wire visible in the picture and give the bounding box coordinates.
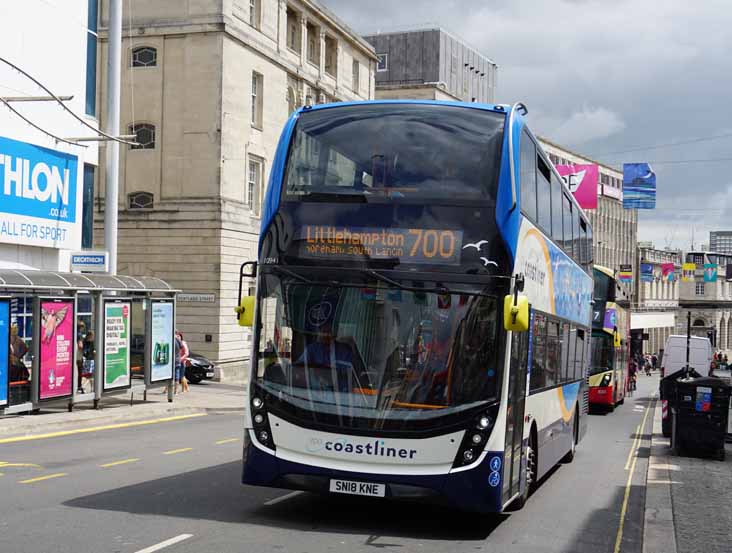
[592,131,732,157]
[0,55,137,146]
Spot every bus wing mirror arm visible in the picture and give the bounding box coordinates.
[504,274,528,332]
[235,261,258,325]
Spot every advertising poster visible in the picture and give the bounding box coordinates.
[704,263,718,282]
[619,264,633,284]
[104,301,130,390]
[682,263,696,281]
[39,300,74,401]
[640,263,654,283]
[0,299,9,408]
[661,263,675,282]
[555,164,599,209]
[622,163,656,209]
[150,301,174,383]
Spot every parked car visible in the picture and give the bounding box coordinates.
[185,352,216,384]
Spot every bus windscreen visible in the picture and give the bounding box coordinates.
[284,104,505,202]
[254,270,503,429]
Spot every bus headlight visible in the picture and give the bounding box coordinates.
[250,391,275,451]
[452,406,499,469]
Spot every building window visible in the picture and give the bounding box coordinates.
[324,36,337,76]
[286,8,301,53]
[251,72,263,128]
[131,46,157,67]
[306,22,319,66]
[247,157,263,215]
[85,0,98,116]
[129,123,155,149]
[352,59,360,92]
[82,164,95,248]
[696,282,705,296]
[127,191,154,210]
[376,53,388,72]
[249,0,260,29]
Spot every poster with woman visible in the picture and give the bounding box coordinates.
[0,299,9,408]
[39,299,74,400]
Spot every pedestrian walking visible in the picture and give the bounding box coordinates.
[175,330,190,394]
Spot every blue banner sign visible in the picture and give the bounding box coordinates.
[0,299,9,408]
[622,163,656,209]
[70,252,108,272]
[0,135,80,249]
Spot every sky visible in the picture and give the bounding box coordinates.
[321,0,732,251]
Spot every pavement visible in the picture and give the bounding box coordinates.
[643,380,732,553]
[0,376,658,553]
[0,381,245,440]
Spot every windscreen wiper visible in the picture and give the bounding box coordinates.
[365,269,495,298]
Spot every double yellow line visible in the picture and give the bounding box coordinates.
[614,398,654,553]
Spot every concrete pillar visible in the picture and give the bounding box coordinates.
[319,29,326,79]
[299,15,307,67]
[277,0,287,52]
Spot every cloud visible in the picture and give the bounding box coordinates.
[321,0,732,249]
[549,107,626,145]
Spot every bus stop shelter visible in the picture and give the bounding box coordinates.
[0,269,178,416]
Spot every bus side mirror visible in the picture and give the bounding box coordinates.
[235,296,255,327]
[504,294,529,332]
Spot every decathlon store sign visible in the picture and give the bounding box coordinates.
[0,136,81,250]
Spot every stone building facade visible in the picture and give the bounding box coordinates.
[363,28,497,103]
[678,250,732,354]
[96,0,376,382]
[633,245,681,356]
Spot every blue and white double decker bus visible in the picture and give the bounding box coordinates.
[235,100,594,513]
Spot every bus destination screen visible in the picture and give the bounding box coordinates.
[298,225,464,265]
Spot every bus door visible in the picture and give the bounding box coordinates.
[503,328,529,503]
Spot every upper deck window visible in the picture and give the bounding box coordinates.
[284,104,504,203]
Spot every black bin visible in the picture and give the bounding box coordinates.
[660,367,701,438]
[672,376,730,461]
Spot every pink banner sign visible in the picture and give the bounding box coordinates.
[39,300,74,400]
[555,164,599,209]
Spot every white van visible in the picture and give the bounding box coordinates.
[661,335,712,376]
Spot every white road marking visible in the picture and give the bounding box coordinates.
[264,491,304,506]
[133,534,193,553]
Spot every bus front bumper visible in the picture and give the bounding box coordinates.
[589,385,614,405]
[241,434,507,514]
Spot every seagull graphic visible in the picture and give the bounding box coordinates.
[480,258,498,268]
[463,240,489,251]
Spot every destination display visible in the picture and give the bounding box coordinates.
[298,226,464,265]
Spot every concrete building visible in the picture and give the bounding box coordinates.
[0,0,100,271]
[678,250,732,354]
[709,231,732,255]
[96,0,376,382]
[363,28,497,103]
[632,244,681,356]
[539,138,638,281]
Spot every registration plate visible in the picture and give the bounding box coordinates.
[597,389,607,394]
[329,479,385,497]
[206,371,215,377]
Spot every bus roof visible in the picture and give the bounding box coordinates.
[295,99,511,117]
